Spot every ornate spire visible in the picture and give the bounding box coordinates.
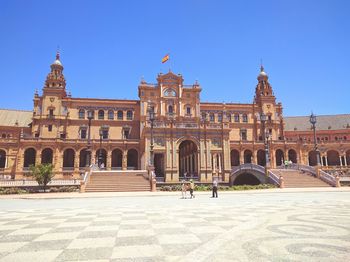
[254,65,274,103]
[44,51,66,89]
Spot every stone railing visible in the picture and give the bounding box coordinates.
[319,169,340,187]
[277,163,317,176]
[231,163,265,175]
[268,170,281,187]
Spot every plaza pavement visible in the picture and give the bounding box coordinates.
[0,188,349,261]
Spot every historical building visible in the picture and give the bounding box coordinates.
[0,52,349,183]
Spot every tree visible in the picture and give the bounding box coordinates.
[29,164,54,192]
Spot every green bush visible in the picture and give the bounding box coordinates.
[0,187,28,195]
[50,186,78,193]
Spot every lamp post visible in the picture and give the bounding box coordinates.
[98,128,103,168]
[260,112,270,167]
[310,113,321,166]
[148,107,155,166]
[86,110,93,167]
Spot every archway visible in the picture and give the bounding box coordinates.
[127,149,138,169]
[96,149,107,167]
[288,149,297,163]
[257,149,266,166]
[41,148,53,164]
[232,172,261,185]
[179,140,198,177]
[244,150,252,163]
[24,148,36,167]
[230,149,240,166]
[111,149,122,170]
[346,150,350,167]
[79,149,89,168]
[0,149,6,168]
[154,153,164,177]
[308,151,318,166]
[63,149,75,169]
[275,149,284,166]
[327,150,340,166]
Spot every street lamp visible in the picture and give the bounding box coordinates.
[260,112,270,167]
[98,128,103,168]
[309,113,321,166]
[86,110,93,167]
[148,106,155,166]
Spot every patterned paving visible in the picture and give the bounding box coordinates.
[0,192,349,261]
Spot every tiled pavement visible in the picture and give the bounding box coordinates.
[0,191,350,261]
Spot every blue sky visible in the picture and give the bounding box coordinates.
[0,0,349,116]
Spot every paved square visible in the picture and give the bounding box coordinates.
[0,190,349,261]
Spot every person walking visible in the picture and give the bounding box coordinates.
[181,180,187,199]
[189,179,195,198]
[212,179,218,198]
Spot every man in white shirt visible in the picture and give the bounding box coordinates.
[212,179,218,198]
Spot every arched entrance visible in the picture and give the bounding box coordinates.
[63,149,75,170]
[308,151,318,166]
[275,149,284,166]
[257,149,266,166]
[232,172,261,185]
[327,150,340,166]
[127,149,138,169]
[244,150,252,163]
[111,149,122,170]
[230,149,240,166]
[346,150,350,167]
[0,149,6,168]
[154,153,165,177]
[96,149,107,167]
[179,140,198,177]
[288,149,297,163]
[24,148,36,168]
[41,148,53,164]
[79,149,89,168]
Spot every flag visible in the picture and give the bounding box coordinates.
[162,54,169,63]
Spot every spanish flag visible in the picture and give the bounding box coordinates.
[162,54,169,63]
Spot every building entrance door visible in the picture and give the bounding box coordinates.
[154,153,164,178]
[179,140,198,179]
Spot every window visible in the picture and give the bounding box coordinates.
[241,129,247,141]
[168,105,173,114]
[234,114,240,122]
[117,111,123,120]
[218,114,223,122]
[186,106,191,115]
[108,110,114,120]
[80,129,87,139]
[268,115,272,121]
[242,114,248,123]
[127,110,133,120]
[48,125,52,132]
[201,112,207,121]
[98,110,104,120]
[49,109,54,116]
[79,109,85,119]
[123,129,130,139]
[1,133,6,138]
[227,114,231,122]
[102,130,109,139]
[164,88,176,97]
[35,133,39,138]
[60,133,66,139]
[210,113,214,122]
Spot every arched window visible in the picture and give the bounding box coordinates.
[117,111,123,120]
[227,114,231,122]
[218,113,223,122]
[127,110,133,120]
[186,106,191,115]
[242,114,248,122]
[108,110,114,120]
[209,113,214,122]
[98,110,104,120]
[78,109,85,119]
[163,88,176,97]
[234,114,240,122]
[168,105,173,114]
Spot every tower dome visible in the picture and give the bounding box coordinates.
[257,65,268,81]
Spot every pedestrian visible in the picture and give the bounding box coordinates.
[212,179,218,198]
[181,180,187,199]
[189,179,195,198]
[284,160,289,169]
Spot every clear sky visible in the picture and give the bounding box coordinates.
[0,0,349,116]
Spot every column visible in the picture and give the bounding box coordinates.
[240,151,244,165]
[5,155,8,169]
[344,155,347,166]
[218,154,222,173]
[36,150,41,165]
[74,151,80,171]
[340,156,343,166]
[122,150,127,170]
[325,155,328,166]
[320,155,324,166]
[107,150,112,170]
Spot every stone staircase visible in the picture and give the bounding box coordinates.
[85,171,151,192]
[271,169,331,188]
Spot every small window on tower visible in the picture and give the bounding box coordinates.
[48,125,52,132]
